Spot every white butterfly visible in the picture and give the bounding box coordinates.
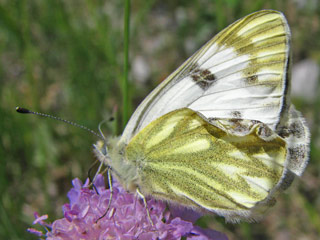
[95,10,310,222]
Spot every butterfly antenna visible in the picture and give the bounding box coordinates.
[16,107,103,140]
[98,120,108,140]
[97,104,117,139]
[97,116,114,140]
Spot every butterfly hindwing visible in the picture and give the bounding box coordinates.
[125,108,287,222]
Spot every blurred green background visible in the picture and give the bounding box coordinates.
[1,0,320,239]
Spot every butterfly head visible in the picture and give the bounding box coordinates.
[93,138,140,193]
[93,140,111,166]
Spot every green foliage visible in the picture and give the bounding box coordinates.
[1,0,320,239]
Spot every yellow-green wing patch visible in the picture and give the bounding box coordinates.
[125,108,287,221]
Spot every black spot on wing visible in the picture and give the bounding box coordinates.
[277,126,290,138]
[288,145,306,166]
[208,117,218,123]
[231,111,242,118]
[191,68,217,91]
[289,122,304,138]
[278,121,304,139]
[191,74,201,82]
[257,124,273,138]
[246,75,258,84]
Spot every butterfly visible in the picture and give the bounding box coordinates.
[94,10,310,223]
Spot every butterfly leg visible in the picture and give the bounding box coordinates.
[93,161,104,182]
[95,168,113,223]
[136,188,154,226]
[87,159,100,194]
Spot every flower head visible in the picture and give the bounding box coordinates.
[28,175,228,240]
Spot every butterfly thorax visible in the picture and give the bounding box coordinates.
[94,137,140,193]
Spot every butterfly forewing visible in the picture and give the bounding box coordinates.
[121,10,290,143]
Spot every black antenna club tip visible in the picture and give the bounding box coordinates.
[16,107,31,114]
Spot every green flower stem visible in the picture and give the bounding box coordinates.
[122,0,131,129]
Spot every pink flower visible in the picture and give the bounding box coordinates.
[28,175,228,240]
